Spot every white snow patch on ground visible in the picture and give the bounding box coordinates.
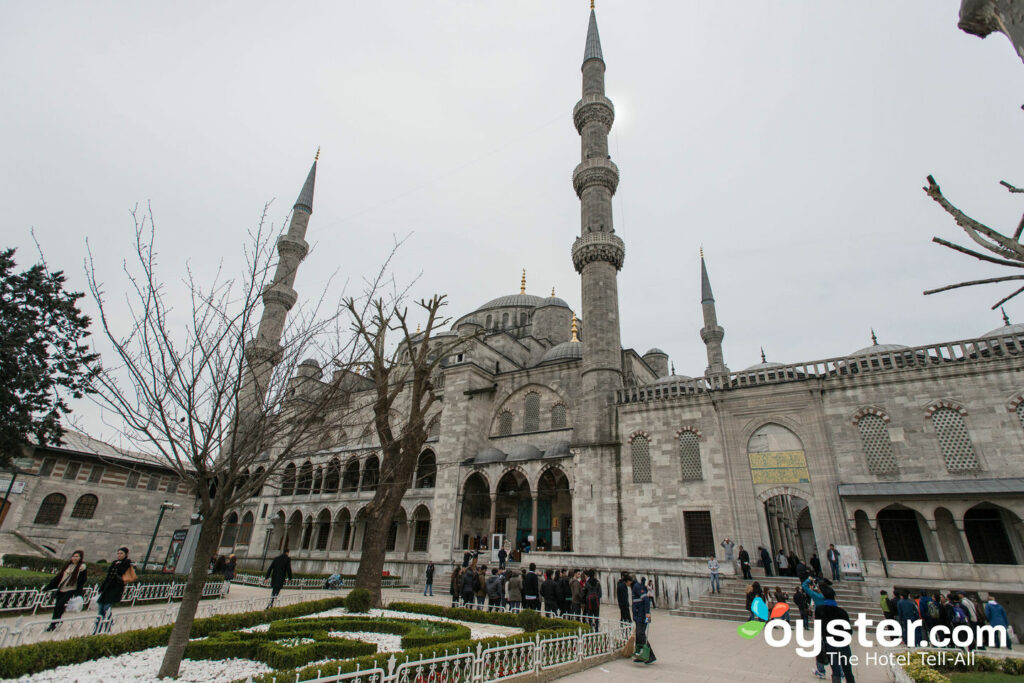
[327,631,403,652]
[303,607,522,639]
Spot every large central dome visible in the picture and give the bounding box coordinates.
[475,294,549,311]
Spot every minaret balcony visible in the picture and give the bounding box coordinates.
[262,283,298,310]
[572,232,625,272]
[573,95,615,133]
[572,158,619,197]
[277,234,310,261]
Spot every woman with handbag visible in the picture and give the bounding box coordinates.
[44,550,87,631]
[93,546,135,634]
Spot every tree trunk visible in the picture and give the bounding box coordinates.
[157,514,222,678]
[353,488,404,608]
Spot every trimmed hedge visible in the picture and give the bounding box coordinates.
[903,650,1024,682]
[185,628,376,669]
[0,597,347,679]
[0,571,191,591]
[344,588,372,613]
[387,602,583,633]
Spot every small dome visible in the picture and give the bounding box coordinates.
[540,341,583,365]
[651,373,691,384]
[474,447,507,464]
[848,343,909,357]
[545,441,571,458]
[475,294,547,311]
[643,348,667,357]
[743,361,785,371]
[536,296,571,309]
[506,443,543,462]
[981,323,1024,338]
[299,358,321,369]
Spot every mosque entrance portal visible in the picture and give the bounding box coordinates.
[764,493,817,563]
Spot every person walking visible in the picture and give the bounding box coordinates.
[985,595,1011,649]
[523,562,540,611]
[738,545,752,580]
[759,546,773,577]
[794,585,811,630]
[93,546,133,634]
[506,569,523,610]
[222,553,237,595]
[449,566,462,607]
[826,545,841,581]
[498,547,507,570]
[486,568,503,611]
[265,549,292,608]
[423,561,435,597]
[814,584,856,682]
[745,581,764,621]
[616,572,630,623]
[44,550,87,631]
[708,555,721,594]
[630,574,656,665]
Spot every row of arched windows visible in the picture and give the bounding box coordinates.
[33,493,99,525]
[220,510,255,547]
[483,311,529,331]
[629,431,703,484]
[279,452,437,497]
[854,405,983,475]
[496,394,569,436]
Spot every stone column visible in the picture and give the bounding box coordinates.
[531,496,539,546]
[325,521,336,556]
[405,520,416,559]
[955,520,974,563]
[346,521,356,553]
[925,519,946,562]
[489,494,498,538]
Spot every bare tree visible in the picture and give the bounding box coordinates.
[923,175,1024,308]
[958,0,1024,65]
[86,202,363,678]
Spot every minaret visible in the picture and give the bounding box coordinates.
[700,251,729,376]
[572,4,624,443]
[242,152,318,410]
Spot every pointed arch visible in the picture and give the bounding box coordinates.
[415,450,437,489]
[361,455,380,492]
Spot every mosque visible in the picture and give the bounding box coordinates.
[225,7,1024,616]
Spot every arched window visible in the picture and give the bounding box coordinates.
[70,494,98,519]
[932,408,979,472]
[858,414,897,474]
[386,521,399,552]
[498,411,513,436]
[220,512,239,547]
[324,459,340,493]
[296,461,313,495]
[501,312,509,328]
[523,392,540,432]
[301,517,313,550]
[361,456,380,492]
[253,467,265,496]
[313,467,323,495]
[551,403,567,429]
[519,312,528,327]
[428,417,440,439]
[281,463,296,496]
[631,435,652,483]
[415,451,437,489]
[679,431,703,481]
[342,459,360,492]
[34,493,66,525]
[485,314,493,329]
[237,511,255,545]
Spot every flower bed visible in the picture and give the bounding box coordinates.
[902,650,1024,682]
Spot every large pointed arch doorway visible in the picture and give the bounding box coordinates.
[763,493,816,562]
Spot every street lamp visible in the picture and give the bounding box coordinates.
[143,501,180,570]
[1,456,36,527]
[261,519,277,571]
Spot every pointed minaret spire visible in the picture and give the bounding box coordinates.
[583,5,604,66]
[871,328,878,345]
[1002,307,1011,326]
[294,152,318,215]
[699,251,729,377]
[761,347,767,363]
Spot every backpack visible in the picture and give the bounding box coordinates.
[951,605,968,626]
[473,573,482,593]
[585,586,600,613]
[926,600,940,621]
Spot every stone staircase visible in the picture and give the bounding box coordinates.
[671,576,884,623]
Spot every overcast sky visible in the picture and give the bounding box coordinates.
[2,2,1022,437]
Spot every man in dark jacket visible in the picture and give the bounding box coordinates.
[265,549,292,607]
[522,563,540,610]
[814,585,855,682]
[461,566,478,607]
[424,561,435,597]
[810,553,823,578]
[617,573,631,622]
[630,574,656,665]
[557,569,572,615]
[93,546,133,634]
[541,570,560,614]
[738,546,752,579]
[826,545,841,581]
[896,592,920,645]
[759,546,773,577]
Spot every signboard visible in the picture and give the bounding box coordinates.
[163,529,188,573]
[834,544,863,580]
[0,480,26,494]
[748,450,810,485]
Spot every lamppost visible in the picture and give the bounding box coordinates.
[143,501,180,570]
[1,457,36,527]
[261,519,277,572]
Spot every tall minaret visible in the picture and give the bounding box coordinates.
[699,251,729,376]
[242,152,318,411]
[572,4,624,444]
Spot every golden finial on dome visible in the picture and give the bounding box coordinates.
[571,314,579,342]
[520,269,526,295]
[590,0,595,9]
[551,287,556,297]
[416,323,421,333]
[700,246,704,259]
[314,147,320,162]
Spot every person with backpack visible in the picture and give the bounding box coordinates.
[583,570,602,623]
[629,574,656,665]
[920,591,940,642]
[460,566,477,608]
[896,592,920,645]
[962,593,988,651]
[793,585,811,630]
[948,593,972,649]
[522,563,540,610]
[813,585,856,682]
[486,568,503,611]
[541,570,559,615]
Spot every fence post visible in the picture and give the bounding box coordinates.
[577,627,583,662]
[533,633,541,673]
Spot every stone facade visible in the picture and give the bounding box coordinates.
[224,9,1024,612]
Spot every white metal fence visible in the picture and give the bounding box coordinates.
[0,590,335,649]
[234,574,404,590]
[0,580,228,615]
[245,607,632,683]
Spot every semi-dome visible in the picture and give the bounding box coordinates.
[474,447,507,464]
[539,341,583,365]
[743,361,785,371]
[536,296,571,309]
[545,441,571,458]
[643,348,667,356]
[506,443,543,462]
[848,343,909,357]
[475,294,547,311]
[981,323,1024,338]
[651,373,692,384]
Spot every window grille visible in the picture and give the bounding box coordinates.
[858,414,897,474]
[238,512,255,545]
[147,475,161,491]
[34,493,66,525]
[1017,402,1024,431]
[679,431,703,481]
[428,418,440,439]
[39,458,56,477]
[684,510,714,557]
[70,494,98,519]
[166,478,178,494]
[524,393,540,432]
[281,464,296,496]
[414,520,430,552]
[63,462,81,480]
[551,404,567,429]
[126,471,140,489]
[932,408,979,472]
[88,466,104,484]
[498,411,513,436]
[631,435,652,483]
